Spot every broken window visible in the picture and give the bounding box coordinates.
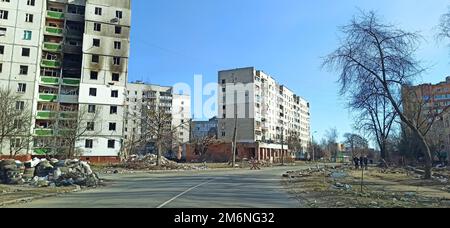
[93,38,100,47]
[112,73,119,82]
[111,90,119,98]
[92,54,99,63]
[89,88,97,96]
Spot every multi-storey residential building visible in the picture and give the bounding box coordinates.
[77,0,131,160]
[217,67,311,161]
[402,76,450,161]
[0,0,45,157]
[0,0,131,162]
[124,82,191,155]
[191,117,218,140]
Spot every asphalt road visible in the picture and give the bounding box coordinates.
[10,166,306,208]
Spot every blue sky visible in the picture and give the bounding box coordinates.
[128,0,450,143]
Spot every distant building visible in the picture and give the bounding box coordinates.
[191,117,218,140]
[217,67,311,161]
[124,82,191,154]
[402,76,450,161]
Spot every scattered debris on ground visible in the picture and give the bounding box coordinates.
[283,164,450,208]
[0,158,101,188]
[109,154,208,172]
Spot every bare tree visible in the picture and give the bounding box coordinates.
[325,128,339,161]
[57,106,101,159]
[138,103,188,166]
[438,7,450,41]
[323,11,444,179]
[343,133,369,157]
[192,135,219,162]
[351,87,397,160]
[0,89,33,158]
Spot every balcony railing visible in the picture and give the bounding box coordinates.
[40,76,59,85]
[43,42,62,52]
[35,129,53,136]
[41,59,62,68]
[34,148,50,155]
[39,93,58,102]
[62,78,80,86]
[36,111,57,119]
[45,26,63,36]
[47,10,64,20]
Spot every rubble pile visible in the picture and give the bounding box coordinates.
[0,160,25,185]
[0,158,100,188]
[123,154,206,171]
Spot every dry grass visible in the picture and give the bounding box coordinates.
[283,166,450,208]
[0,184,78,206]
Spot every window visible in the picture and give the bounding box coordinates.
[222,132,226,137]
[10,138,21,148]
[115,26,122,34]
[114,41,121,50]
[0,63,2,73]
[23,30,32,40]
[107,140,115,149]
[89,88,97,96]
[112,73,119,82]
[27,0,35,6]
[0,45,4,54]
[17,83,26,93]
[90,71,98,80]
[113,57,121,65]
[19,65,28,75]
[93,38,100,47]
[95,7,102,15]
[110,106,118,114]
[92,55,99,63]
[22,48,30,57]
[109,123,116,131]
[0,27,6,36]
[16,101,24,110]
[88,105,96,113]
[87,122,95,131]
[0,10,8,20]
[116,11,123,19]
[25,14,33,23]
[94,23,101,32]
[85,139,93,149]
[222,79,226,84]
[111,90,119,98]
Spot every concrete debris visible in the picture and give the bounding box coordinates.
[332,182,352,191]
[1,158,100,188]
[124,154,207,171]
[0,159,25,185]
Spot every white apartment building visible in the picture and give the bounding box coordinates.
[218,67,311,154]
[77,0,131,159]
[0,0,46,156]
[124,82,191,154]
[0,0,131,162]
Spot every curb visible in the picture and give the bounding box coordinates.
[0,187,82,207]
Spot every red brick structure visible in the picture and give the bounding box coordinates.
[0,154,32,162]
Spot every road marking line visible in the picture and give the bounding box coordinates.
[156,179,215,208]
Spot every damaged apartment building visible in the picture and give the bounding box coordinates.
[0,0,131,162]
[124,82,191,157]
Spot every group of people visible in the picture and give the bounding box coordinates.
[353,156,369,170]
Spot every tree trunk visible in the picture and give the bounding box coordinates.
[416,132,433,179]
[157,142,162,167]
